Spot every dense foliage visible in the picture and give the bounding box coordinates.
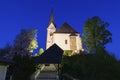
[0,43,12,57]
[38,48,44,55]
[64,50,73,56]
[12,54,36,80]
[61,50,120,80]
[10,29,39,80]
[1,29,39,80]
[12,29,38,56]
[82,16,112,53]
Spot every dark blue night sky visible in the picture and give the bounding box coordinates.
[0,0,120,59]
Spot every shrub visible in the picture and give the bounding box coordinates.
[12,54,36,80]
[64,50,73,56]
[61,50,120,80]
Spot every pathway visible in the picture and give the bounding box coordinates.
[36,64,58,80]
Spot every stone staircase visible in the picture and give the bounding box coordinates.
[36,64,58,80]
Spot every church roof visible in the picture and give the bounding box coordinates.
[35,44,63,64]
[55,22,79,33]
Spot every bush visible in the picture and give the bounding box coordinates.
[61,50,120,80]
[12,54,36,80]
[64,50,73,56]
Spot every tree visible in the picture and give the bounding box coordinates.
[4,29,38,80]
[13,54,36,80]
[0,43,12,57]
[38,48,44,55]
[12,29,38,56]
[82,16,112,53]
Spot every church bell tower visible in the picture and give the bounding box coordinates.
[46,10,56,49]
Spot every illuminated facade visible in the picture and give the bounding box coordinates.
[46,11,83,52]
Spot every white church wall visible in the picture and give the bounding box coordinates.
[53,33,70,50]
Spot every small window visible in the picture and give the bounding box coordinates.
[65,40,67,44]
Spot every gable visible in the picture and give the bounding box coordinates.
[35,44,63,64]
[47,22,56,29]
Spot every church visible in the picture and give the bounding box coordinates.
[46,11,83,53]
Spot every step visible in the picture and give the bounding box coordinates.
[36,64,58,80]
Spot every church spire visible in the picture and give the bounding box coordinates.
[48,9,56,27]
[46,9,56,49]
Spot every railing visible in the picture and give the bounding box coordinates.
[31,64,45,80]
